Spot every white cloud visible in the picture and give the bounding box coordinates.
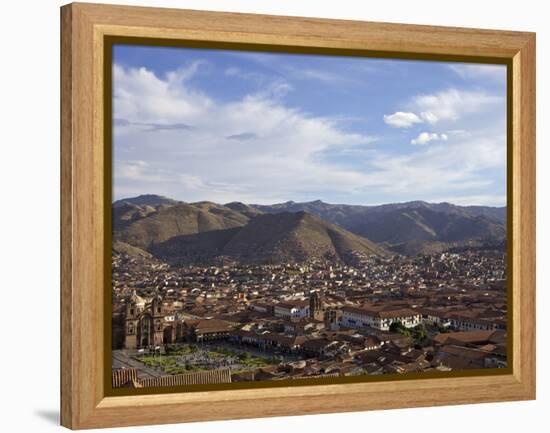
[115,160,168,183]
[362,133,506,198]
[411,132,448,145]
[420,111,438,124]
[223,66,268,86]
[224,53,369,87]
[448,64,506,82]
[384,88,503,129]
[113,63,377,204]
[113,63,505,206]
[113,63,213,124]
[165,60,209,84]
[383,111,422,128]
[281,65,355,85]
[412,88,502,123]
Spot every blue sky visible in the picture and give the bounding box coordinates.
[112,44,507,206]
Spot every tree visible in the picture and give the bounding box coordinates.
[412,324,427,345]
[389,321,411,336]
[389,321,405,333]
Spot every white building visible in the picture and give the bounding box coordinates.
[418,308,451,327]
[340,306,421,331]
[448,315,496,332]
[274,301,310,319]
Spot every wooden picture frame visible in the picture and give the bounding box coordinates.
[60,2,536,429]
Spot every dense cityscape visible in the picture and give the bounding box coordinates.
[110,46,509,390]
[109,44,509,390]
[112,241,507,388]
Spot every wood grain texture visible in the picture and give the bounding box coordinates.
[60,4,73,429]
[60,2,536,429]
[511,34,536,395]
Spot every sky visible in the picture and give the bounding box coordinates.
[112,44,507,207]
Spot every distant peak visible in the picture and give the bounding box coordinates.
[112,194,180,208]
[191,200,218,207]
[223,201,254,211]
[136,194,167,199]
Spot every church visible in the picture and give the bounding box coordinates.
[123,291,176,349]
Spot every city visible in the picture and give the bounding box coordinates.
[111,242,507,388]
[109,46,509,390]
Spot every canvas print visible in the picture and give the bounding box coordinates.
[110,44,508,391]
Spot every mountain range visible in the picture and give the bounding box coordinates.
[149,211,389,266]
[112,194,506,264]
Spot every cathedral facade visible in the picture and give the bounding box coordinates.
[124,291,175,349]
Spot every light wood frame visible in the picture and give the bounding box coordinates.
[60,2,536,429]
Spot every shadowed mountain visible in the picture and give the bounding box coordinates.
[347,206,505,244]
[252,199,506,254]
[112,194,181,208]
[113,201,251,249]
[112,240,152,258]
[112,203,158,231]
[253,199,506,223]
[150,211,389,265]
[113,196,506,257]
[223,202,264,218]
